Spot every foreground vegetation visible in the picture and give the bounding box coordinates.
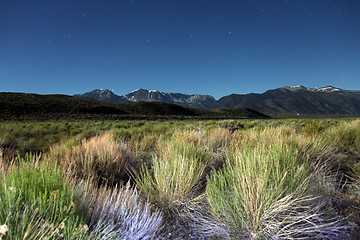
[1,118,360,239]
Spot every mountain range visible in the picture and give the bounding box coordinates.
[74,88,216,108]
[75,86,360,115]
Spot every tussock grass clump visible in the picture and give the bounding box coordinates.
[73,179,164,240]
[49,133,138,186]
[138,140,211,212]
[136,139,221,237]
[0,154,90,239]
[207,144,348,239]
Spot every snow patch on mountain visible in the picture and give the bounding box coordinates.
[311,86,341,92]
[284,85,343,93]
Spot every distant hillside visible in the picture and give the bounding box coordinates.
[212,86,360,115]
[0,92,126,120]
[0,92,268,120]
[75,89,216,109]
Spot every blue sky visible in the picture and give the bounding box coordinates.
[1,0,359,99]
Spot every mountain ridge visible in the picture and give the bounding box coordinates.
[213,86,360,115]
[75,88,216,109]
[75,86,360,115]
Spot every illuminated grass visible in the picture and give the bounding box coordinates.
[207,144,348,239]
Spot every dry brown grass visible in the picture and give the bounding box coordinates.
[0,143,17,174]
[0,149,8,174]
[48,133,139,186]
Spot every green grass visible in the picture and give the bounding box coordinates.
[0,154,90,239]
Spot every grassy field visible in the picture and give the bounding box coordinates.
[1,118,360,239]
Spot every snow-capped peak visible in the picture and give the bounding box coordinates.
[311,86,341,92]
[282,85,309,91]
[283,85,343,93]
[290,85,305,89]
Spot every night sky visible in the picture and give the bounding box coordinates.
[1,0,359,99]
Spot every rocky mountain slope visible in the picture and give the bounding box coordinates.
[74,89,127,103]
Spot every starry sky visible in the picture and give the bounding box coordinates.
[1,0,359,99]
